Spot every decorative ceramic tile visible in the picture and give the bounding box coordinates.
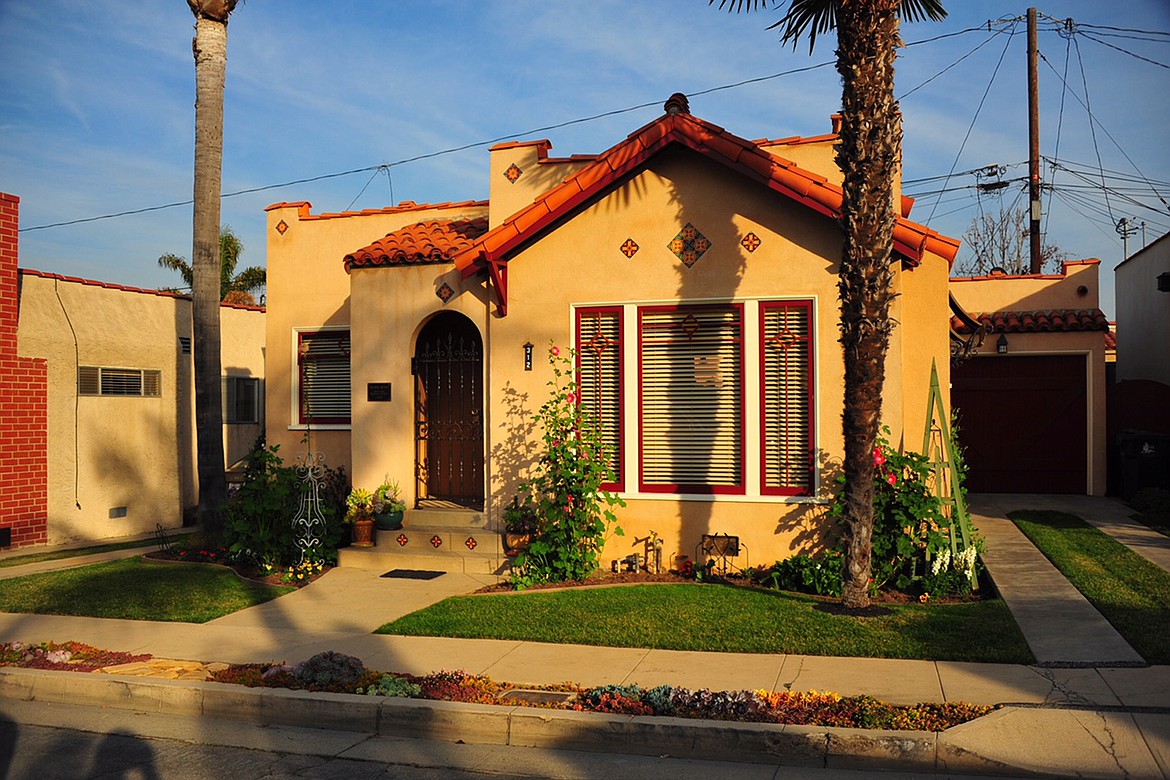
[465,536,478,551]
[430,535,443,549]
[668,223,711,268]
[275,220,289,235]
[396,533,409,547]
[504,163,523,183]
[741,232,761,253]
[436,282,455,302]
[620,238,639,258]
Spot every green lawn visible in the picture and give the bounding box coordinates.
[0,534,194,569]
[378,583,1033,663]
[0,557,291,623]
[1011,510,1170,664]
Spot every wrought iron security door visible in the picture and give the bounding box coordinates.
[414,313,484,508]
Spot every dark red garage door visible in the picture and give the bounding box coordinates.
[951,355,1087,494]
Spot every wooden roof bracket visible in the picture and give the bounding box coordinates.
[487,258,508,317]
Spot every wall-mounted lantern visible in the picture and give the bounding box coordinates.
[523,341,534,371]
[996,333,1009,354]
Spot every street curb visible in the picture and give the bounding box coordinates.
[0,667,1029,775]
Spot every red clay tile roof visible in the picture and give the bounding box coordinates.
[18,269,265,310]
[344,217,490,271]
[454,106,959,279]
[951,309,1110,334]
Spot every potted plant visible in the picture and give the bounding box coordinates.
[346,488,377,547]
[372,479,406,531]
[502,495,538,556]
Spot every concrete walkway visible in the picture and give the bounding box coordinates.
[969,494,1153,667]
[1,496,1169,777]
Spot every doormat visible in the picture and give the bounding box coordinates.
[381,569,446,580]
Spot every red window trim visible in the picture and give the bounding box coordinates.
[637,302,746,496]
[758,300,815,496]
[575,306,624,492]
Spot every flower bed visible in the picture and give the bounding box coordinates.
[1,643,995,731]
[0,641,151,672]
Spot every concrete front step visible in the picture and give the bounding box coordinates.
[405,508,488,531]
[341,522,509,576]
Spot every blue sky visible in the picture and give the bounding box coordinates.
[2,1,1168,318]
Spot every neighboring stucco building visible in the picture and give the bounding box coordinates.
[950,261,1110,495]
[0,192,265,550]
[264,96,960,567]
[1115,233,1170,387]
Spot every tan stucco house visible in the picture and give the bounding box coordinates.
[0,192,265,550]
[264,96,960,568]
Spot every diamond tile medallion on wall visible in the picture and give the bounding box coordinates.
[275,220,289,235]
[668,223,711,268]
[396,533,409,547]
[430,535,443,549]
[741,232,761,253]
[465,536,478,551]
[620,238,639,258]
[504,163,523,183]
[436,282,455,302]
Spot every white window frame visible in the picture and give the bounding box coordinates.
[572,298,819,503]
[78,366,161,398]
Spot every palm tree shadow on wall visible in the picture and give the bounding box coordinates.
[489,383,539,531]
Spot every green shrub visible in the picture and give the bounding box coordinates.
[828,429,981,598]
[223,439,349,570]
[764,552,844,597]
[359,673,421,698]
[511,345,624,588]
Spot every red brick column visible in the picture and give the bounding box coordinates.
[0,193,49,549]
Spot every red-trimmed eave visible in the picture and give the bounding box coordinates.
[454,111,960,294]
[18,269,266,311]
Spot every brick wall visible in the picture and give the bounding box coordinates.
[0,193,49,549]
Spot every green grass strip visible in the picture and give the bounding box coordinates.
[0,557,291,623]
[378,583,1033,664]
[0,534,195,569]
[1011,510,1170,664]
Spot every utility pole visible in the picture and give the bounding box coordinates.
[1027,7,1043,274]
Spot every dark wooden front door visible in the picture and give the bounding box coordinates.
[414,313,484,508]
[951,354,1087,494]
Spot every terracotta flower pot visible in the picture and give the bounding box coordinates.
[352,517,376,547]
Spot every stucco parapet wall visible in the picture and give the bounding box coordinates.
[264,199,488,222]
[18,269,264,311]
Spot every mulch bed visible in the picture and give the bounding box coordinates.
[143,550,331,588]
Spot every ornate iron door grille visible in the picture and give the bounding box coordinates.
[414,317,484,508]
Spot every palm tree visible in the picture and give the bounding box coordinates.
[713,0,946,608]
[158,225,267,304]
[188,0,238,537]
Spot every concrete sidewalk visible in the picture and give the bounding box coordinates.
[1,495,1169,777]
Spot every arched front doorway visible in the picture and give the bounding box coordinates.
[414,312,484,508]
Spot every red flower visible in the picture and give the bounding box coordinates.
[551,346,560,357]
[873,447,886,466]
[885,472,898,486]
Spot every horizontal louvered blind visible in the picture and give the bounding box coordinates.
[761,302,813,494]
[640,305,743,491]
[224,376,260,424]
[576,308,623,488]
[299,331,350,424]
[78,367,160,397]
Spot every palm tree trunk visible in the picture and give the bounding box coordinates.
[835,0,901,609]
[190,9,231,535]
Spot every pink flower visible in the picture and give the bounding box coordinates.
[551,346,560,356]
[885,472,898,486]
[873,447,886,466]
[566,392,576,404]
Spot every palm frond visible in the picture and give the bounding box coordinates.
[230,266,267,295]
[157,253,193,289]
